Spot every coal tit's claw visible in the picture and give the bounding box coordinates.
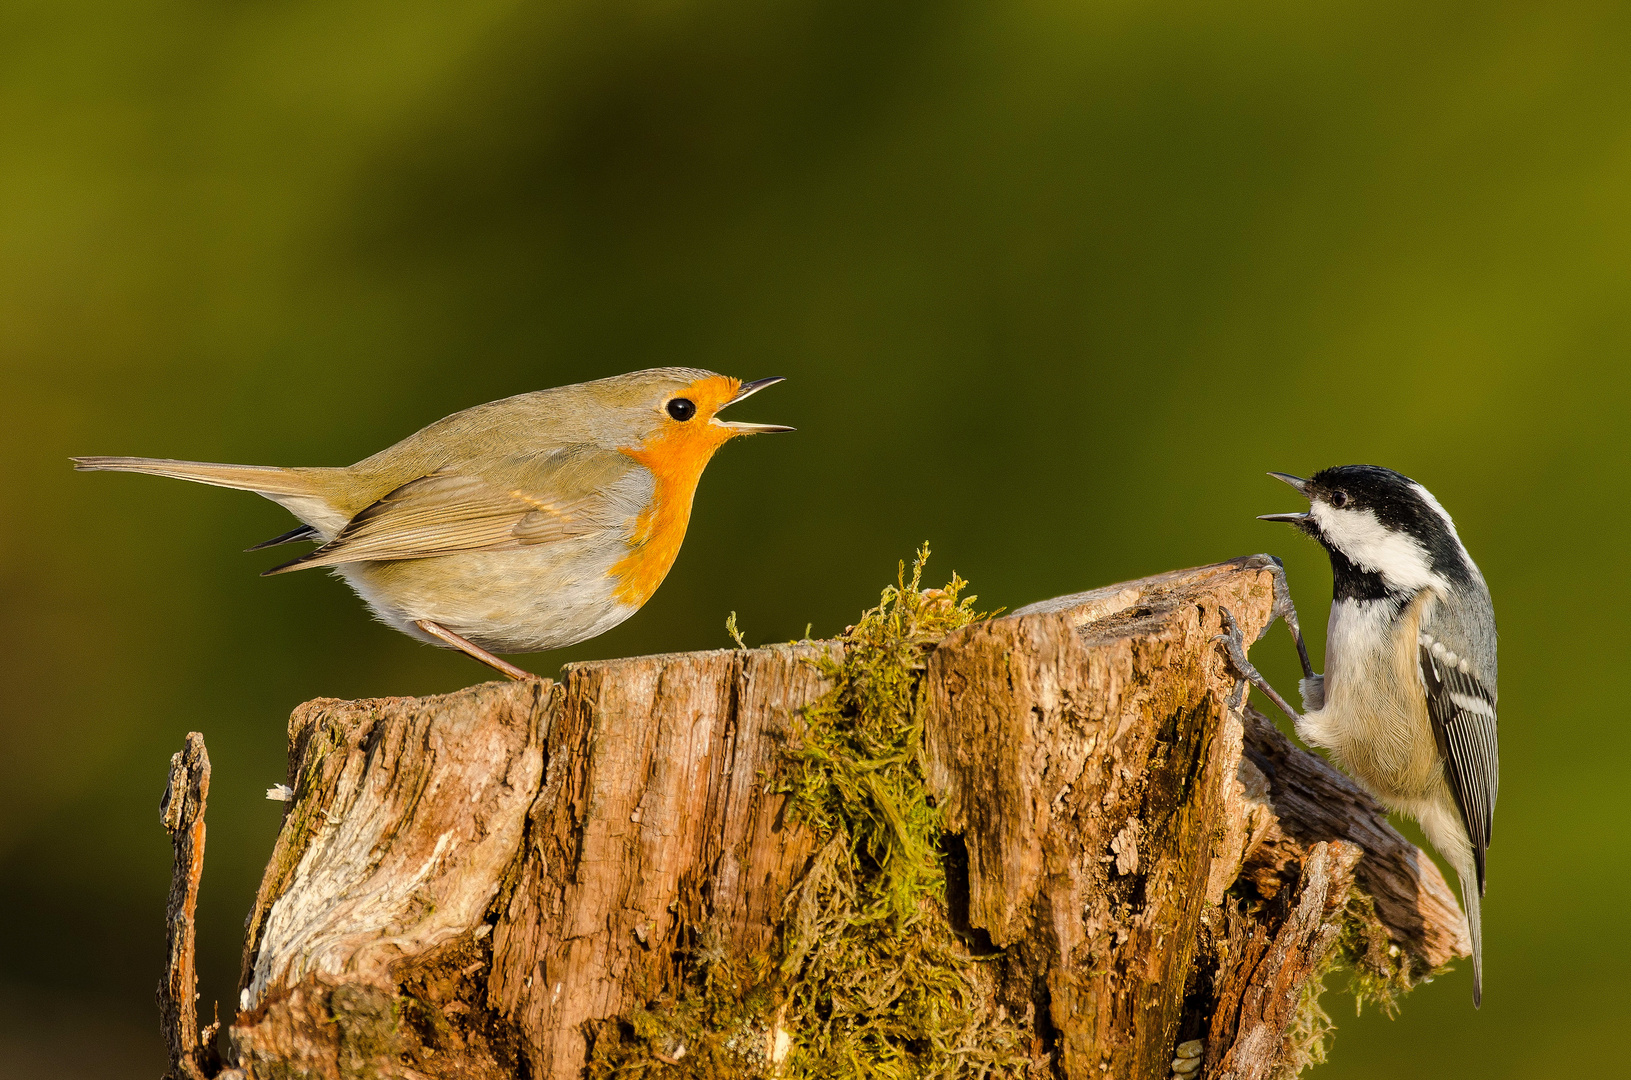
[1214,607,1254,674]
[1213,606,1305,723]
[1214,607,1260,709]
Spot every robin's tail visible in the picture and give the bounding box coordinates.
[72,456,317,496]
[72,456,347,539]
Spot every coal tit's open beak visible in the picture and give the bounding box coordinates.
[718,376,795,434]
[1258,472,1312,523]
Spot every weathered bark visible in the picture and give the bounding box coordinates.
[160,732,221,1080]
[1205,840,1359,1080]
[232,680,549,1079]
[486,643,833,1073]
[161,556,1469,1080]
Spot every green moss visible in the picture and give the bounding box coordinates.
[780,543,983,924]
[588,546,1025,1080]
[1333,891,1413,1019]
[774,546,1023,1079]
[276,721,348,878]
[1279,968,1334,1078]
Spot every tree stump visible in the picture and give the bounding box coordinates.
[160,555,1468,1080]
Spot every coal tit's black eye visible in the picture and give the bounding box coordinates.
[667,398,697,421]
[1330,490,1349,508]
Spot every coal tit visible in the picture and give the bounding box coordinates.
[1218,465,1498,1006]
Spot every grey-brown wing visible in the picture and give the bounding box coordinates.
[1420,642,1499,891]
[262,449,635,575]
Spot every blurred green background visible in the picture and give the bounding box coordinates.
[2,0,1626,1076]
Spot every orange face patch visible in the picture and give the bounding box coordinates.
[608,375,743,607]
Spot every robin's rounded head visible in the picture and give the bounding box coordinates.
[604,369,791,459]
[604,371,791,607]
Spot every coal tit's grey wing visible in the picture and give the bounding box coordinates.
[1420,592,1499,892]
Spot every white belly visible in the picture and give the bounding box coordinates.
[1299,592,1446,804]
[333,534,640,654]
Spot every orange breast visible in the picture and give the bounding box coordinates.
[608,375,740,608]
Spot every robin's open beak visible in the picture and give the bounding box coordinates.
[718,376,795,434]
[1258,471,1311,523]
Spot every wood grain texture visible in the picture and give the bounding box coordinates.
[487,643,833,1078]
[182,557,1469,1080]
[925,556,1469,1079]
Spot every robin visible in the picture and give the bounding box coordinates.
[74,368,792,679]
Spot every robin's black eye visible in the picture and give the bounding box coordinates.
[1330,490,1349,508]
[667,398,696,421]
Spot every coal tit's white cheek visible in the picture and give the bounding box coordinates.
[1309,502,1443,593]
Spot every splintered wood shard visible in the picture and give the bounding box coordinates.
[159,731,220,1080]
[183,556,1469,1080]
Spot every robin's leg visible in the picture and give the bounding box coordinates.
[414,620,539,681]
[1215,607,1304,724]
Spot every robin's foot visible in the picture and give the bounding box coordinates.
[414,620,541,682]
[1214,607,1303,723]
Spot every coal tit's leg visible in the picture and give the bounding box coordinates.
[1241,554,1325,710]
[1262,555,1316,682]
[1215,607,1304,725]
[415,619,540,682]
